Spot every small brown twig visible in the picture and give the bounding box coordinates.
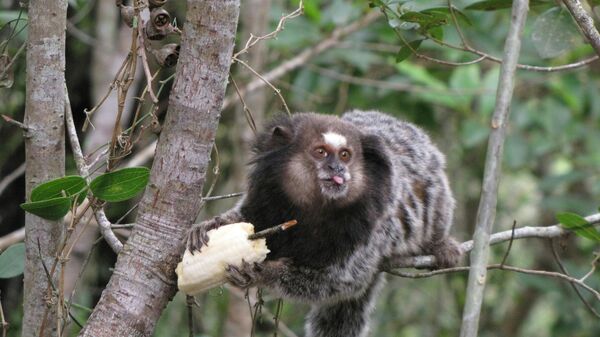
[186,295,195,337]
[234,56,292,116]
[500,220,517,266]
[137,21,159,103]
[233,0,304,60]
[387,263,600,301]
[1,114,28,130]
[550,239,600,318]
[248,220,298,241]
[202,192,244,202]
[0,290,8,337]
[230,74,257,134]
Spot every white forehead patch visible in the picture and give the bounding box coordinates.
[322,132,347,148]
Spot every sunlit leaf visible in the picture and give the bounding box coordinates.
[532,7,581,59]
[556,212,600,241]
[0,243,25,279]
[90,167,150,202]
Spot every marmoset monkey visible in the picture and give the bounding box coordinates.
[187,110,461,337]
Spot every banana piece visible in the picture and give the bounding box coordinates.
[176,222,269,296]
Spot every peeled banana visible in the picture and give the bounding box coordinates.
[176,222,270,296]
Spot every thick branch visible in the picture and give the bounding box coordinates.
[78,1,240,336]
[563,0,600,56]
[386,213,600,269]
[459,2,529,336]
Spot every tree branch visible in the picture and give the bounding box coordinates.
[459,2,529,337]
[563,0,600,56]
[385,212,600,269]
[64,83,123,253]
[222,10,381,110]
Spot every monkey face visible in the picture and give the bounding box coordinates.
[283,129,366,207]
[311,132,354,200]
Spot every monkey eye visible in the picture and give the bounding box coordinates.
[313,147,328,159]
[339,150,351,162]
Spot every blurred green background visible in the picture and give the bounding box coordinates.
[1,0,599,336]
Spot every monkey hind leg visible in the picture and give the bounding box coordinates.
[428,236,463,269]
[304,275,384,337]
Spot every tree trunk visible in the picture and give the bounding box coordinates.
[78,1,240,336]
[22,1,68,337]
[224,1,271,335]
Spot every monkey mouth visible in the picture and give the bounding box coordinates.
[321,175,346,186]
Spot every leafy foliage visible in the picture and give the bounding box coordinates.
[20,167,150,220]
[0,243,25,278]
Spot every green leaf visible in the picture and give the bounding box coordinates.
[531,7,581,59]
[427,26,444,40]
[556,212,600,241]
[466,0,549,11]
[0,243,25,279]
[30,175,87,204]
[396,39,423,63]
[90,167,150,202]
[20,197,72,220]
[421,7,472,26]
[400,11,448,30]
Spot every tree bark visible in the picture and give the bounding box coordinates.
[78,1,240,336]
[224,2,271,334]
[459,1,528,337]
[22,1,68,337]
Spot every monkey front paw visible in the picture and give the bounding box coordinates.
[226,258,291,289]
[225,260,263,289]
[186,216,225,253]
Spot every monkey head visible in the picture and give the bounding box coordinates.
[252,114,373,208]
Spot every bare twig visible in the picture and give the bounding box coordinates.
[0,228,25,251]
[222,11,381,110]
[230,74,257,134]
[0,162,25,197]
[459,2,528,336]
[0,291,8,337]
[234,56,292,115]
[500,220,517,266]
[186,295,195,337]
[387,264,600,301]
[202,192,244,202]
[248,220,297,241]
[137,21,159,103]
[233,0,304,59]
[0,41,26,83]
[64,83,123,253]
[1,114,28,130]
[306,64,490,95]
[228,286,299,337]
[386,213,600,269]
[550,240,600,318]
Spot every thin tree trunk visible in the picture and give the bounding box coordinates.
[459,1,528,337]
[224,1,271,335]
[78,1,240,336]
[22,1,68,337]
